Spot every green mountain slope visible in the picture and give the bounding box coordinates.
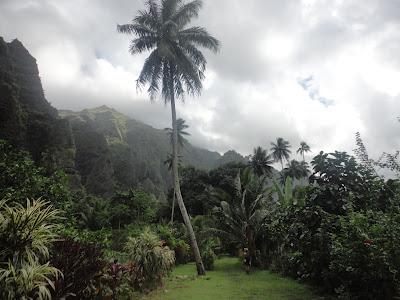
[60,106,247,199]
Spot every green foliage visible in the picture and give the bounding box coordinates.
[212,168,267,259]
[0,140,71,208]
[309,151,389,213]
[154,224,190,264]
[271,137,291,169]
[282,160,309,181]
[124,228,175,291]
[75,195,111,230]
[329,210,400,299]
[0,199,61,300]
[178,166,212,216]
[110,189,157,228]
[249,146,274,177]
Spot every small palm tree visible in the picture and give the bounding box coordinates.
[297,141,311,161]
[250,146,274,177]
[165,118,189,224]
[270,138,291,170]
[165,118,190,149]
[212,168,268,262]
[118,0,220,275]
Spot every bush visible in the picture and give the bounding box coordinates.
[51,239,105,299]
[329,210,400,299]
[0,140,71,208]
[262,204,400,299]
[0,199,61,300]
[201,246,217,271]
[154,224,190,264]
[124,228,175,292]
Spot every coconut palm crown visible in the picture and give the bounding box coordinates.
[297,141,311,161]
[117,0,220,101]
[250,146,274,177]
[165,118,190,149]
[270,137,292,170]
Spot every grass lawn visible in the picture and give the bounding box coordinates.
[142,257,323,300]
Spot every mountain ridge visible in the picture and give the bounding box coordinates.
[0,37,247,200]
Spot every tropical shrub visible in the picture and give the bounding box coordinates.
[154,224,190,264]
[0,199,61,300]
[124,228,175,292]
[212,168,268,262]
[110,189,157,228]
[0,140,71,208]
[329,210,400,299]
[51,238,105,299]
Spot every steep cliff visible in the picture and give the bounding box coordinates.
[0,37,79,184]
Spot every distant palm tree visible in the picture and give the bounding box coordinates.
[283,160,309,181]
[297,141,311,161]
[165,119,189,224]
[118,0,220,275]
[270,138,291,170]
[250,146,274,177]
[165,118,190,150]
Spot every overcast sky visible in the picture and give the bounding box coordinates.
[1,0,399,160]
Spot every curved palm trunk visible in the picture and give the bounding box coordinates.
[170,188,175,224]
[169,77,205,276]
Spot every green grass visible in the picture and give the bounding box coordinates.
[142,257,323,300]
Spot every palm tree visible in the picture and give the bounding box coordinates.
[118,0,220,275]
[250,146,274,177]
[270,138,291,170]
[212,168,268,262]
[297,141,311,161]
[165,118,190,224]
[165,118,190,149]
[282,159,309,181]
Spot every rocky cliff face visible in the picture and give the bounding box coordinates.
[0,38,247,199]
[0,37,79,183]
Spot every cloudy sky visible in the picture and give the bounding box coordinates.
[1,0,399,160]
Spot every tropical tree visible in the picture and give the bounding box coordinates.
[165,118,190,224]
[117,0,220,275]
[297,141,311,161]
[165,118,190,149]
[249,146,274,177]
[283,160,309,181]
[212,168,268,261]
[271,137,292,170]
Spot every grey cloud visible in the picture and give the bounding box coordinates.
[1,0,399,159]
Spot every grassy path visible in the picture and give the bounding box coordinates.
[143,257,322,300]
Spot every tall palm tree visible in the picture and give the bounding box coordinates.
[297,141,311,161]
[250,146,274,177]
[165,118,190,224]
[118,0,220,275]
[270,137,291,170]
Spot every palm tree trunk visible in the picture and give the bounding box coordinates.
[170,188,175,224]
[280,159,284,171]
[169,70,205,276]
